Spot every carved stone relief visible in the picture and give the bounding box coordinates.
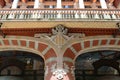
[34,24,85,47]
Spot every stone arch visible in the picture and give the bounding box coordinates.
[0,36,57,64]
[63,36,120,63]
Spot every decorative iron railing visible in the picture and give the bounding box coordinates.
[0,9,120,21]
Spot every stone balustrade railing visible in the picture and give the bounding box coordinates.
[0,9,120,21]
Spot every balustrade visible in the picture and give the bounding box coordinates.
[0,9,120,21]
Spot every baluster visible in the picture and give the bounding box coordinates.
[35,11,38,19]
[91,11,94,19]
[8,11,14,19]
[38,11,41,19]
[15,11,19,19]
[41,11,44,19]
[87,11,90,19]
[50,11,52,19]
[19,11,24,19]
[117,11,120,19]
[94,11,100,19]
[44,11,47,19]
[24,11,27,19]
[99,11,103,19]
[62,11,64,19]
[31,11,34,19]
[75,11,79,19]
[47,11,50,19]
[53,11,55,19]
[0,11,3,19]
[27,11,30,19]
[2,11,6,20]
[111,11,116,19]
[65,11,67,19]
[107,11,111,19]
[103,11,107,19]
[57,11,62,19]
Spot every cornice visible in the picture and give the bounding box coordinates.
[1,28,118,37]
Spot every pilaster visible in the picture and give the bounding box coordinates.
[100,0,107,9]
[11,0,19,9]
[79,0,85,8]
[57,0,62,8]
[34,0,40,8]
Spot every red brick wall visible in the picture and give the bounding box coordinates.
[0,0,5,7]
[113,0,120,8]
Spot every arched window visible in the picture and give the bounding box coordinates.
[75,50,120,80]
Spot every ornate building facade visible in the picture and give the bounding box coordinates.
[0,0,120,80]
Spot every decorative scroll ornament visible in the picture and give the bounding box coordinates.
[53,69,67,80]
[51,24,70,47]
[52,24,68,35]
